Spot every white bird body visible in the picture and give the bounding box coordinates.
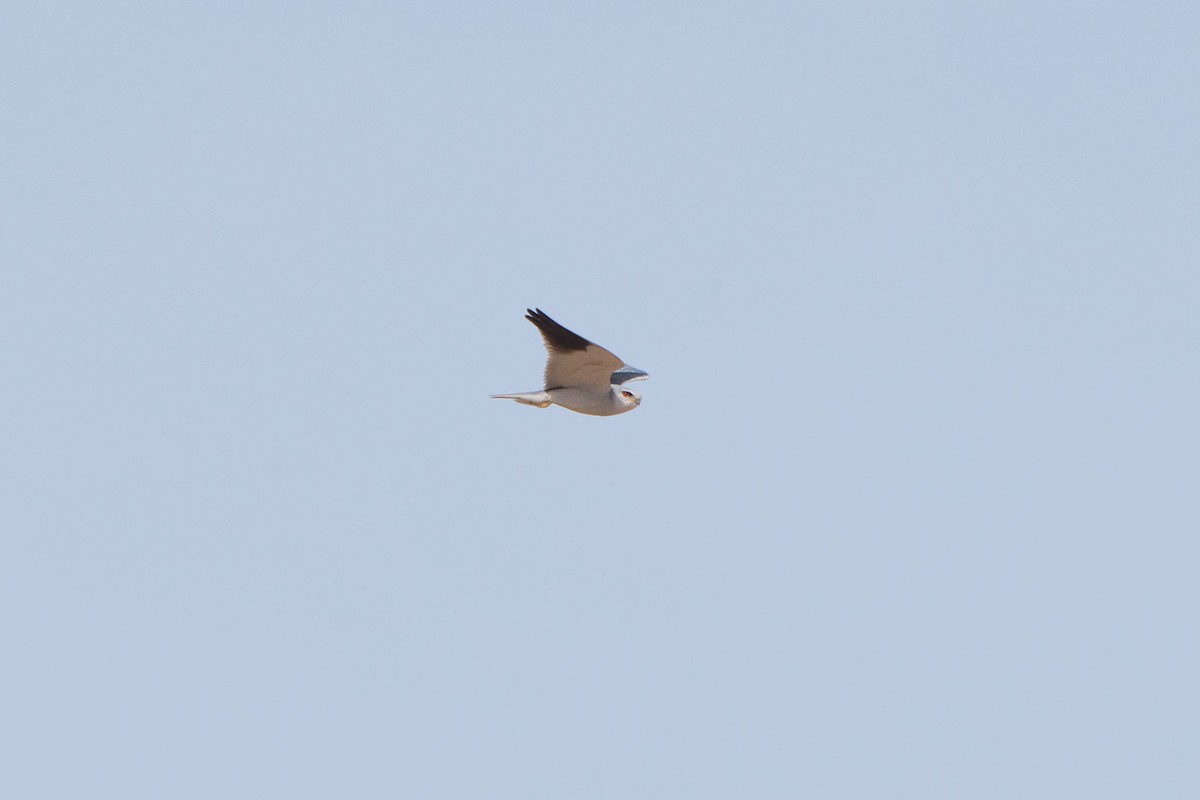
[492,309,648,417]
[490,386,638,416]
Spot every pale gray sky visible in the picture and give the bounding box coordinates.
[3,2,1198,798]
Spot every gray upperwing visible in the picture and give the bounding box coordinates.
[611,366,649,385]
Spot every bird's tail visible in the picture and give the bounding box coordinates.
[490,391,552,409]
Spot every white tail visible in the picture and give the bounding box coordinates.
[490,392,552,408]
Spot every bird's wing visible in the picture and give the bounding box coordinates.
[526,309,624,391]
[610,366,649,385]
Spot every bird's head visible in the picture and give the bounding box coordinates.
[616,387,642,410]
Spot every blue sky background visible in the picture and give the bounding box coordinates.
[3,2,1198,797]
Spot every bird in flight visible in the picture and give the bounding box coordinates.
[491,309,649,416]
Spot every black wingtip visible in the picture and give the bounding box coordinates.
[523,308,592,352]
